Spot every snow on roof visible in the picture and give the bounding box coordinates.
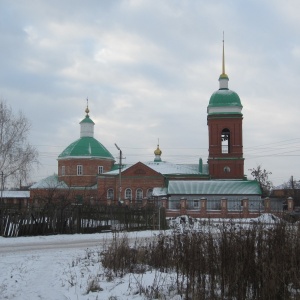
[255,213,281,223]
[30,175,68,189]
[105,161,203,176]
[152,187,167,196]
[30,175,97,190]
[1,191,30,198]
[104,164,132,174]
[181,163,209,174]
[147,161,202,174]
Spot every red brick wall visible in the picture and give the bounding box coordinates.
[97,162,165,204]
[58,158,114,187]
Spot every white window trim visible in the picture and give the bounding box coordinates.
[77,165,83,176]
[61,166,65,176]
[107,188,114,200]
[136,188,143,200]
[193,199,200,208]
[98,166,104,174]
[125,188,132,200]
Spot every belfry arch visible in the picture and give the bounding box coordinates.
[221,128,230,154]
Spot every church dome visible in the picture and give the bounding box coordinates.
[80,115,95,124]
[154,145,162,156]
[154,144,162,162]
[58,136,114,159]
[207,36,243,116]
[58,102,114,160]
[208,89,242,108]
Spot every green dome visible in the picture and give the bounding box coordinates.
[58,137,114,159]
[80,115,94,124]
[208,88,242,108]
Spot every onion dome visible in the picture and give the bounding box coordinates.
[154,144,162,162]
[207,37,243,115]
[58,102,114,160]
[58,137,114,159]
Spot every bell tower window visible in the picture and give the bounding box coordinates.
[221,128,230,154]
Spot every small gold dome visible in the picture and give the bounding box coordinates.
[154,145,162,156]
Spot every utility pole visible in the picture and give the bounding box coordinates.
[115,144,123,204]
[0,171,3,204]
[159,205,160,230]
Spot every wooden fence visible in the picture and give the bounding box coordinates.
[0,203,167,237]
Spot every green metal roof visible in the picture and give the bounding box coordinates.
[58,137,114,159]
[80,115,95,124]
[219,73,229,80]
[208,89,242,109]
[168,180,261,195]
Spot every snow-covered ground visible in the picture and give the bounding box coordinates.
[0,230,163,300]
[0,214,282,300]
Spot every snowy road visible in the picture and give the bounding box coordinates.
[0,238,105,254]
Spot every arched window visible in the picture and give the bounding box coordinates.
[107,188,114,200]
[221,128,230,153]
[136,188,143,201]
[147,188,153,199]
[125,188,132,200]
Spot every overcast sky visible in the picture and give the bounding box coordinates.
[1,0,300,187]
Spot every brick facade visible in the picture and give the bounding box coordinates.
[58,158,114,187]
[207,115,244,179]
[97,162,165,204]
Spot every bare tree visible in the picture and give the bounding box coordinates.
[281,176,300,206]
[249,165,273,197]
[0,101,38,186]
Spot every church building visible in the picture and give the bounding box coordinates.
[30,41,264,218]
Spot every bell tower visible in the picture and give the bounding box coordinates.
[207,37,244,179]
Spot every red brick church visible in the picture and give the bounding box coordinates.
[31,42,282,217]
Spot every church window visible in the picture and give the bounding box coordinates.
[61,166,65,176]
[136,188,143,201]
[125,188,132,200]
[107,188,114,200]
[147,188,153,199]
[77,165,83,175]
[193,200,200,208]
[221,128,230,153]
[98,166,103,174]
